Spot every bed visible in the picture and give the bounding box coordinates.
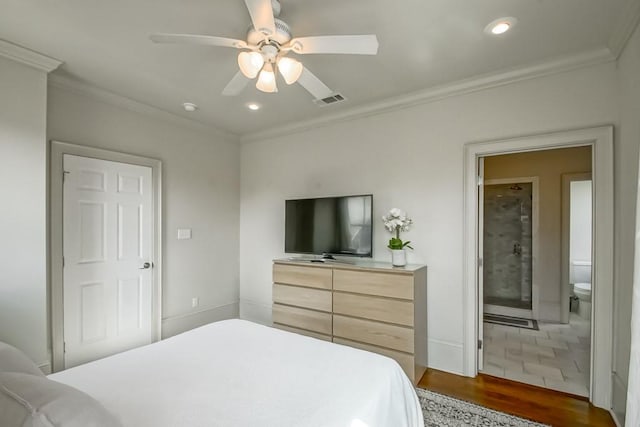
[3,319,424,427]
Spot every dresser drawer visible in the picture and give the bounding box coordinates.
[273,264,332,290]
[273,284,332,312]
[274,324,332,342]
[333,314,414,353]
[333,269,413,299]
[333,292,414,326]
[272,303,332,335]
[333,337,415,381]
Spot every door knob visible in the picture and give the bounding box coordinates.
[139,262,152,269]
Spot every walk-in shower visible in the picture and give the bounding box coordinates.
[483,181,534,317]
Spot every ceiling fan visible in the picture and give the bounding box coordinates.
[150,0,378,100]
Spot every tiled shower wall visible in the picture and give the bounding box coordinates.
[484,183,533,305]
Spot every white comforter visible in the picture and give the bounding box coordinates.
[50,319,423,427]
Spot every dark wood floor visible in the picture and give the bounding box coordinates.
[417,369,615,426]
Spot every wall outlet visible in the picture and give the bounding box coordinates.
[177,228,192,240]
[191,297,199,308]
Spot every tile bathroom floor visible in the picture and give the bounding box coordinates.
[481,313,591,396]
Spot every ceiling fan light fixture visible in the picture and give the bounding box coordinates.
[238,51,264,78]
[182,102,198,112]
[277,57,303,85]
[256,63,278,93]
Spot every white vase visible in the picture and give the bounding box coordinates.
[391,249,406,267]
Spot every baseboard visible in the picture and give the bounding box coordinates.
[428,338,464,376]
[611,372,627,425]
[38,362,51,375]
[239,299,272,326]
[610,409,623,427]
[161,302,239,339]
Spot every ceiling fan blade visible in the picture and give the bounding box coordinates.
[288,35,379,55]
[297,67,333,100]
[244,0,276,37]
[222,71,250,96]
[150,33,247,49]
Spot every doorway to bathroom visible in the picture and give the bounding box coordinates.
[478,146,593,397]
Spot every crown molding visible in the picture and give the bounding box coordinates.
[240,48,615,143]
[608,0,640,58]
[0,39,62,72]
[48,74,239,142]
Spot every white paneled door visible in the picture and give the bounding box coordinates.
[63,154,153,368]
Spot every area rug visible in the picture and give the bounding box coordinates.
[484,313,539,331]
[417,388,550,427]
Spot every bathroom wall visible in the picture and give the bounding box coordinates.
[484,146,592,321]
[570,180,592,265]
[483,183,533,306]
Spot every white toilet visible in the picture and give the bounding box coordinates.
[570,260,592,320]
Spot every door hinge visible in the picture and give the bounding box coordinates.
[63,342,66,353]
[478,258,483,268]
[63,170,70,182]
[477,175,483,186]
[478,339,483,350]
[62,256,65,268]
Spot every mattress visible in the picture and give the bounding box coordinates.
[50,319,424,427]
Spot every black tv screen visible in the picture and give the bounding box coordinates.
[285,195,372,257]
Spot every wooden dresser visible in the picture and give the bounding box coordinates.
[272,259,427,384]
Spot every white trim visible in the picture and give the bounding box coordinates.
[0,39,62,72]
[612,371,628,425]
[608,0,640,58]
[427,338,464,375]
[161,302,239,322]
[48,75,239,142]
[50,141,163,373]
[161,302,239,339]
[561,173,592,324]
[482,176,540,321]
[477,158,485,371]
[240,48,614,143]
[463,126,614,410]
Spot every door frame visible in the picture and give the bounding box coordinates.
[50,141,162,372]
[482,176,540,321]
[561,173,593,324]
[462,126,613,409]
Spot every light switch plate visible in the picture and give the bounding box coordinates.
[177,228,192,240]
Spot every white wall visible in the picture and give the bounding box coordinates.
[239,62,618,374]
[0,56,48,367]
[614,21,640,426]
[47,85,241,338]
[570,180,592,264]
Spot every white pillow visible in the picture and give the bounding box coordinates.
[0,342,44,377]
[0,372,122,427]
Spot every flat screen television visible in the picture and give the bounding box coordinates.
[285,195,373,257]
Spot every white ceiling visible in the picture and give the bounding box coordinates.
[0,0,634,136]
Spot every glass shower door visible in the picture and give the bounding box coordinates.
[483,182,533,318]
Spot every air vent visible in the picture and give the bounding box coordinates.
[313,93,347,107]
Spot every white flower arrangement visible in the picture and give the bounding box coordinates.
[382,208,414,250]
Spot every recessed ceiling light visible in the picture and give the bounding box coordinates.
[183,102,198,112]
[485,17,517,35]
[247,103,260,111]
